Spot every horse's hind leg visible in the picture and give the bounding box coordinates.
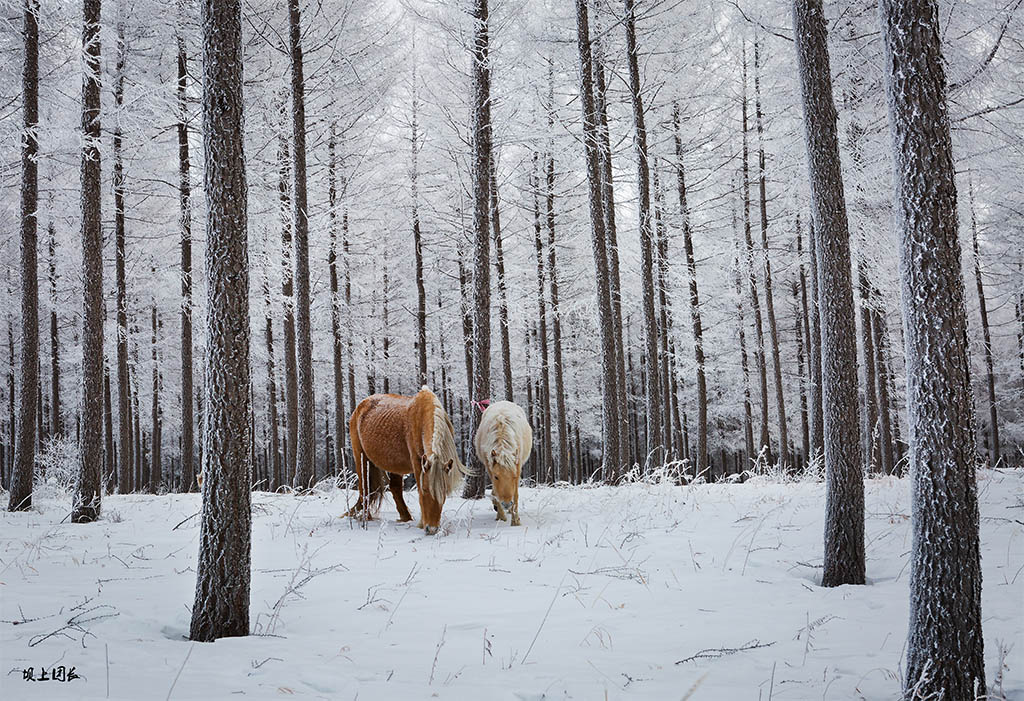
[389,473,413,522]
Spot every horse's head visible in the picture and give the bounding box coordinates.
[419,452,458,534]
[488,449,517,511]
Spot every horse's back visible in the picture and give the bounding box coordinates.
[477,401,532,467]
[351,393,417,474]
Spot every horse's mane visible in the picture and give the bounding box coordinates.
[424,400,468,498]
[479,404,523,475]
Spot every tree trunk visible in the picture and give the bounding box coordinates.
[343,204,355,419]
[592,19,631,470]
[104,366,115,492]
[531,156,554,480]
[9,0,39,513]
[878,0,987,695]
[796,217,812,464]
[278,134,298,487]
[793,279,810,468]
[624,0,662,465]
[653,168,674,460]
[411,89,428,389]
[545,151,570,479]
[858,262,879,473]
[177,28,195,493]
[673,103,707,475]
[754,38,788,468]
[490,164,513,402]
[73,0,104,522]
[741,45,771,463]
[576,0,623,482]
[114,17,132,497]
[794,0,865,587]
[47,221,60,437]
[807,218,825,458]
[286,0,314,489]
[968,177,999,465]
[458,245,474,399]
[463,0,493,500]
[262,258,281,491]
[150,303,161,492]
[734,244,755,466]
[871,304,895,475]
[190,0,251,641]
[328,124,346,478]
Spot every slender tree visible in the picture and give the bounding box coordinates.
[491,165,513,401]
[262,254,281,490]
[278,132,298,486]
[73,0,105,522]
[794,0,865,586]
[879,0,987,693]
[9,0,40,513]
[531,157,554,480]
[410,83,428,389]
[544,150,570,478]
[807,218,825,458]
[47,220,60,438]
[463,0,493,499]
[114,16,132,495]
[624,0,663,464]
[576,0,624,481]
[177,22,195,492]
[190,0,252,642]
[150,302,161,492]
[328,124,346,476]
[287,0,314,489]
[968,177,999,465]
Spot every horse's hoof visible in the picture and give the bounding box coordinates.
[497,512,507,522]
[424,525,439,536]
[511,517,521,527]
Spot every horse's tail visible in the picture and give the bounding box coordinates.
[426,403,469,498]
[350,410,387,516]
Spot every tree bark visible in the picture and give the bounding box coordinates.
[878,0,987,695]
[9,0,39,513]
[871,303,895,476]
[458,245,474,401]
[47,221,60,437]
[858,262,879,473]
[73,0,104,521]
[150,303,161,492]
[576,0,623,482]
[653,169,675,460]
[544,151,570,479]
[262,257,281,490]
[754,38,788,468]
[793,279,810,468]
[734,245,755,466]
[794,0,865,587]
[624,0,663,465]
[190,0,251,641]
[410,89,428,389]
[463,0,493,500]
[807,217,825,459]
[177,27,195,493]
[287,0,314,489]
[103,366,115,492]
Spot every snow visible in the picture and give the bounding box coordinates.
[2,469,1021,700]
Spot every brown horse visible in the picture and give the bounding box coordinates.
[344,386,467,534]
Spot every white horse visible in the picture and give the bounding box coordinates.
[474,400,532,526]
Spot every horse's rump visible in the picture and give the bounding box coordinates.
[475,400,532,475]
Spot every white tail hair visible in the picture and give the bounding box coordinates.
[424,402,468,498]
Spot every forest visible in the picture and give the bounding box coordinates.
[1,0,1022,699]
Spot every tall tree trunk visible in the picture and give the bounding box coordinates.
[796,217,812,464]
[490,165,513,402]
[968,177,999,465]
[734,245,755,466]
[103,366,115,492]
[576,0,624,482]
[262,257,281,491]
[793,279,810,467]
[73,0,104,521]
[754,38,788,468]
[177,26,195,493]
[871,303,895,475]
[47,221,60,437]
[343,203,355,418]
[328,124,346,477]
[458,245,474,399]
[278,133,298,487]
[382,266,391,394]
[150,303,161,492]
[410,87,428,389]
[858,262,879,473]
[531,156,554,480]
[287,0,314,489]
[741,45,771,463]
[7,301,15,487]
[794,0,865,587]
[653,168,674,459]
[624,0,662,465]
[463,0,493,499]
[114,17,132,496]
[545,150,570,478]
[879,0,986,694]
[190,0,251,641]
[592,17,631,470]
[9,0,39,513]
[673,104,707,475]
[807,218,825,458]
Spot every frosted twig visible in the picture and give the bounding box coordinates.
[522,571,568,665]
[165,643,194,700]
[674,639,775,665]
[428,624,447,685]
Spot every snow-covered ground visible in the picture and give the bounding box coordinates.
[1,468,1021,700]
